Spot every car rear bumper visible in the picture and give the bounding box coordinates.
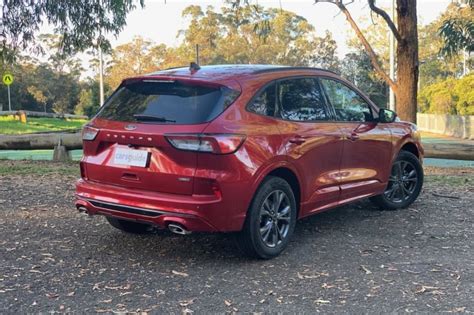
[75,179,246,232]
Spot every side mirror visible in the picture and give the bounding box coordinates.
[378,108,397,123]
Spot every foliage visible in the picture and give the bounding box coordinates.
[340,50,388,107]
[0,116,88,134]
[0,0,144,62]
[104,4,340,90]
[439,2,474,56]
[74,80,107,118]
[178,4,338,67]
[418,74,474,115]
[105,37,167,89]
[346,13,390,72]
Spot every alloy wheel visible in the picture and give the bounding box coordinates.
[259,190,292,248]
[384,160,418,203]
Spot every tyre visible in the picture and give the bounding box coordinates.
[370,150,423,210]
[236,176,297,259]
[106,217,152,234]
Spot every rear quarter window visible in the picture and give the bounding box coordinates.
[97,80,239,124]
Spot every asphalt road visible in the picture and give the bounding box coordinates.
[0,162,473,313]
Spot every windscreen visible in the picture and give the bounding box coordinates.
[96,80,239,124]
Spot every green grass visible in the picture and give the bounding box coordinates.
[425,174,472,187]
[0,149,83,161]
[0,116,88,134]
[0,161,79,176]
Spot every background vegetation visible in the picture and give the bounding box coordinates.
[0,2,472,117]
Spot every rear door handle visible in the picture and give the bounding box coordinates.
[348,133,360,141]
[289,136,306,145]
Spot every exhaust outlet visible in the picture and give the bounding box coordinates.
[168,223,191,235]
[77,206,88,213]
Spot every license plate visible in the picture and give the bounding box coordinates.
[113,148,150,167]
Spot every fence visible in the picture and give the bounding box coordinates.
[417,113,473,140]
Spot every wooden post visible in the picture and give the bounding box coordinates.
[52,138,72,161]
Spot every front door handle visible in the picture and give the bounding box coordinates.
[348,133,360,141]
[289,136,306,145]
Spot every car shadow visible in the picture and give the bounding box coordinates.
[86,198,399,265]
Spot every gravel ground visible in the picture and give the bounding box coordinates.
[0,161,473,313]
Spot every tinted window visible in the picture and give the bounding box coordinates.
[320,79,373,122]
[97,80,239,124]
[247,83,276,116]
[278,78,329,121]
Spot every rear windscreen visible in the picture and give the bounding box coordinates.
[96,80,239,124]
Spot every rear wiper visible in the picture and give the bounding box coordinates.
[133,114,176,122]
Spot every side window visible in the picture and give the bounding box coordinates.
[320,79,373,122]
[278,78,329,121]
[247,83,276,117]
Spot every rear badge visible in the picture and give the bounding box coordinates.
[124,124,137,131]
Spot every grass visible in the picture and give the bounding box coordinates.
[0,149,83,161]
[425,174,472,187]
[0,116,88,134]
[0,160,79,176]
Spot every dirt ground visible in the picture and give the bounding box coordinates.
[0,161,473,313]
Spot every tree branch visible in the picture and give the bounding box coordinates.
[367,0,402,43]
[316,0,397,91]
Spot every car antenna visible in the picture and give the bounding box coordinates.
[189,62,201,72]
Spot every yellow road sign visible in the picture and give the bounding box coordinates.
[3,73,14,86]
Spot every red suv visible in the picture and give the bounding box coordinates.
[76,65,423,258]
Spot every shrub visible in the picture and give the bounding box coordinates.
[418,74,474,115]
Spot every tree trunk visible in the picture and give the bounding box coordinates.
[395,0,418,123]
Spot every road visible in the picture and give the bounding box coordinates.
[0,161,473,313]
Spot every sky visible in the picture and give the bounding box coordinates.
[106,0,451,57]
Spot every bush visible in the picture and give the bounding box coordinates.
[418,74,474,115]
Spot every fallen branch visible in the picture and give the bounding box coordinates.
[430,192,461,200]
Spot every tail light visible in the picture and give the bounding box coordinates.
[165,134,246,154]
[82,125,99,141]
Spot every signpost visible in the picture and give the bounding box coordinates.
[3,73,14,111]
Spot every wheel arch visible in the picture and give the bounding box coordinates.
[252,163,303,217]
[400,142,420,158]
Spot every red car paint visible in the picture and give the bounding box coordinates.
[75,65,423,232]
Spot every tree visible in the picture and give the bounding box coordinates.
[75,80,103,118]
[315,0,419,123]
[106,36,167,89]
[176,4,338,67]
[0,0,144,62]
[418,74,474,115]
[439,1,474,58]
[311,31,340,71]
[341,50,388,107]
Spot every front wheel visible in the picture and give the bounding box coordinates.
[370,150,423,210]
[236,176,297,259]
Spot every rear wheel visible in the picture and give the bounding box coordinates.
[236,176,297,259]
[106,217,152,234]
[370,151,423,210]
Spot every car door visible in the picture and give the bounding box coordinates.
[275,77,344,216]
[319,77,393,202]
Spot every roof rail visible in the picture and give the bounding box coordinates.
[252,66,340,76]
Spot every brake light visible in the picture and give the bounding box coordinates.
[82,125,99,141]
[165,134,246,154]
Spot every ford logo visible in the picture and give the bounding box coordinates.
[124,124,137,131]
